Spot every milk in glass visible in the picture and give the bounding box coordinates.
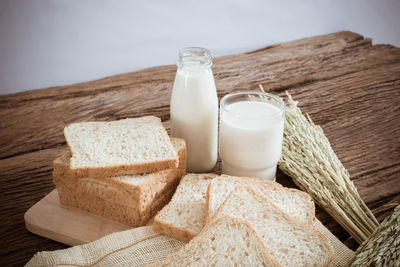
[219,92,285,180]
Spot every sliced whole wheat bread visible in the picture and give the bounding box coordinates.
[152,173,217,242]
[205,175,282,225]
[149,216,282,267]
[55,138,186,226]
[211,186,334,267]
[64,116,178,178]
[54,138,186,210]
[57,184,176,227]
[205,175,315,225]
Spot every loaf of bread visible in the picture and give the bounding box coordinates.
[205,175,315,225]
[211,186,333,267]
[55,138,186,226]
[63,116,178,178]
[152,173,217,242]
[150,216,282,267]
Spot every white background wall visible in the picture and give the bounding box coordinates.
[1,0,399,95]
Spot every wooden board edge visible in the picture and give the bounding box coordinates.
[24,190,87,246]
[24,218,83,247]
[24,189,132,246]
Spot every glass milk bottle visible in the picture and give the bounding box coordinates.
[170,47,218,172]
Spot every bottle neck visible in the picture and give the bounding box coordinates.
[177,47,212,70]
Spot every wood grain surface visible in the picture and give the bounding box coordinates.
[1,31,399,266]
[24,190,132,246]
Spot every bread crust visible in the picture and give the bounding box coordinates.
[204,183,213,227]
[54,138,186,226]
[57,185,176,227]
[53,138,186,210]
[67,158,179,179]
[152,218,198,243]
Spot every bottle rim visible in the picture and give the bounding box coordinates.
[177,47,212,68]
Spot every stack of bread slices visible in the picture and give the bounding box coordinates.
[151,174,335,266]
[53,116,186,227]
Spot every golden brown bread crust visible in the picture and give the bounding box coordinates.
[54,138,186,226]
[53,138,186,211]
[204,182,214,227]
[152,217,198,243]
[66,158,179,179]
[54,161,183,209]
[57,185,177,227]
[57,185,141,226]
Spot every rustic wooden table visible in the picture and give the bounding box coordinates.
[1,31,399,266]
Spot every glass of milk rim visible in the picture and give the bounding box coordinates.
[219,91,286,181]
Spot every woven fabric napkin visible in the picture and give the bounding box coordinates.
[26,219,353,267]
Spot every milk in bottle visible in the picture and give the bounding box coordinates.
[170,47,218,172]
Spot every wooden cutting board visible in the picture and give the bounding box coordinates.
[24,189,133,246]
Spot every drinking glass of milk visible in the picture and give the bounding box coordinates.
[219,91,285,180]
[170,47,218,172]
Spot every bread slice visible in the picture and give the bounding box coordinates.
[64,116,178,178]
[54,138,186,210]
[211,187,334,267]
[152,173,217,242]
[54,138,186,226]
[205,175,282,225]
[205,175,315,225]
[150,216,282,267]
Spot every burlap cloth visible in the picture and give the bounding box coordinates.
[26,219,353,267]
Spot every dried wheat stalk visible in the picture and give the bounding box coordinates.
[347,204,400,267]
[269,87,379,244]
